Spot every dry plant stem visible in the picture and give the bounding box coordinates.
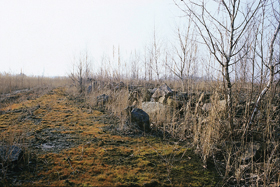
[264,144,279,186]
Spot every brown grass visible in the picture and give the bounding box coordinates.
[0,72,71,94]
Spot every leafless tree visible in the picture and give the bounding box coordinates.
[149,26,162,81]
[166,18,198,92]
[69,51,92,93]
[175,0,263,131]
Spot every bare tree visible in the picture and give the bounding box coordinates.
[149,26,162,81]
[69,51,92,93]
[166,18,197,92]
[175,0,263,130]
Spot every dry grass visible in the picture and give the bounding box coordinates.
[1,71,280,186]
[82,76,280,186]
[0,72,71,94]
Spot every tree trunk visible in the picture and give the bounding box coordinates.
[224,64,233,130]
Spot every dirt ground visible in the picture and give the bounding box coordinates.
[0,87,219,186]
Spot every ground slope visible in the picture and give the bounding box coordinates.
[0,87,218,186]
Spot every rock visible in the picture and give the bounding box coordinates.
[218,100,227,110]
[125,106,150,132]
[151,83,173,101]
[202,103,212,112]
[142,102,170,118]
[201,100,226,112]
[87,85,92,94]
[141,88,152,102]
[158,96,166,104]
[128,90,141,105]
[159,83,172,94]
[119,81,125,87]
[144,83,156,89]
[114,81,125,91]
[0,145,23,162]
[148,88,158,95]
[96,94,109,106]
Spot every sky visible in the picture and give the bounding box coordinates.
[0,0,184,77]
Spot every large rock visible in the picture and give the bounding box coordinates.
[151,83,173,102]
[142,102,170,118]
[125,106,150,132]
[141,88,152,102]
[201,100,227,112]
[148,88,158,95]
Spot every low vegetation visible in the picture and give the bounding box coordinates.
[1,1,280,186]
[1,72,279,186]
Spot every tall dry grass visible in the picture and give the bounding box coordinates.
[0,72,71,95]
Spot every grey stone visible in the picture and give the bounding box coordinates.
[151,83,173,101]
[201,100,227,112]
[148,88,158,95]
[142,102,170,118]
[125,106,150,132]
[202,103,212,112]
[114,81,125,91]
[87,85,92,94]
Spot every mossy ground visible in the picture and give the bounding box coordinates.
[0,87,218,186]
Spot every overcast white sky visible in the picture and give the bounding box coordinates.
[0,0,184,77]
